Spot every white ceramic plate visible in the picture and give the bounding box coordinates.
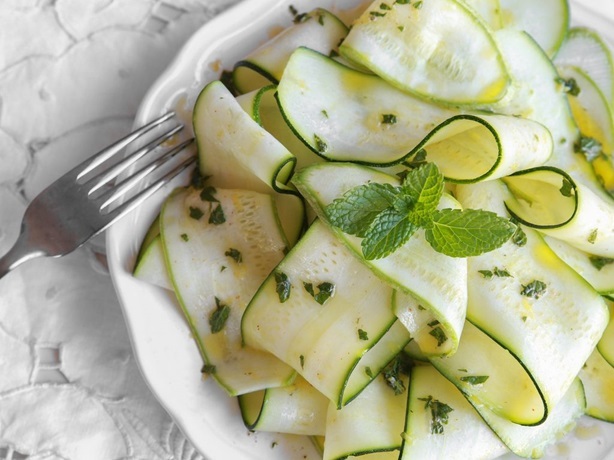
[107,1,614,458]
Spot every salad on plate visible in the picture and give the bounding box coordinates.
[116,0,614,458]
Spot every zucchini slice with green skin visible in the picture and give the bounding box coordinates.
[490,29,614,209]
[555,26,614,109]
[238,375,328,435]
[598,300,614,367]
[277,47,550,178]
[428,322,586,456]
[457,179,609,420]
[324,365,408,460]
[232,8,348,94]
[193,79,305,246]
[401,364,507,460]
[499,0,569,58]
[242,220,411,408]
[193,80,296,195]
[559,65,614,196]
[474,378,585,458]
[461,0,503,30]
[339,0,509,105]
[580,347,614,422]
[238,85,325,171]
[292,163,467,357]
[544,236,614,297]
[161,186,295,395]
[133,235,173,291]
[504,167,614,257]
[428,320,545,426]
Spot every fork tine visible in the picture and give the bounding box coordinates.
[87,123,184,196]
[99,149,197,230]
[76,111,176,181]
[99,138,195,212]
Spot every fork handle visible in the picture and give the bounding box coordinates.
[0,233,45,279]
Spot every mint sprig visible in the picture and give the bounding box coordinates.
[325,163,516,260]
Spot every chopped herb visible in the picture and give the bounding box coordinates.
[395,0,410,3]
[381,113,398,124]
[200,185,219,202]
[400,149,428,171]
[271,441,278,449]
[398,25,405,31]
[225,248,242,263]
[556,76,581,96]
[329,49,340,58]
[429,326,448,347]
[275,271,292,303]
[180,233,189,242]
[365,366,375,378]
[299,354,305,368]
[419,396,454,434]
[314,134,328,153]
[560,177,574,197]
[574,135,603,162]
[201,363,217,374]
[417,304,426,311]
[460,375,489,385]
[321,109,329,118]
[191,169,210,189]
[413,0,423,8]
[370,11,387,19]
[289,4,298,16]
[220,265,226,272]
[317,12,325,25]
[521,315,528,322]
[303,281,335,305]
[303,282,315,296]
[209,204,226,224]
[380,2,392,9]
[189,206,204,220]
[478,267,512,279]
[209,297,230,333]
[510,220,527,247]
[293,12,309,23]
[589,256,614,271]
[458,368,468,373]
[358,328,369,340]
[427,319,440,327]
[382,353,412,395]
[520,280,547,299]
[588,228,598,244]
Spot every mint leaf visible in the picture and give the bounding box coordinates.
[425,209,516,257]
[326,183,400,237]
[361,208,418,259]
[401,163,444,209]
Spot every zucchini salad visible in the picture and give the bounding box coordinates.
[133,0,614,458]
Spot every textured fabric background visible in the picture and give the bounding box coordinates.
[0,1,237,458]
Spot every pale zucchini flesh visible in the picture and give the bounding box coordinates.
[161,186,295,395]
[232,8,348,94]
[457,180,609,419]
[277,47,549,179]
[324,368,408,460]
[238,375,329,435]
[339,0,509,105]
[292,163,467,357]
[401,364,507,460]
[579,348,614,422]
[242,220,410,407]
[133,235,173,291]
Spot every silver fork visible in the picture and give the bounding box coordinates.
[0,112,195,279]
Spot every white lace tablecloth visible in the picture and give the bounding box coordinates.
[3,1,614,460]
[0,1,237,458]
